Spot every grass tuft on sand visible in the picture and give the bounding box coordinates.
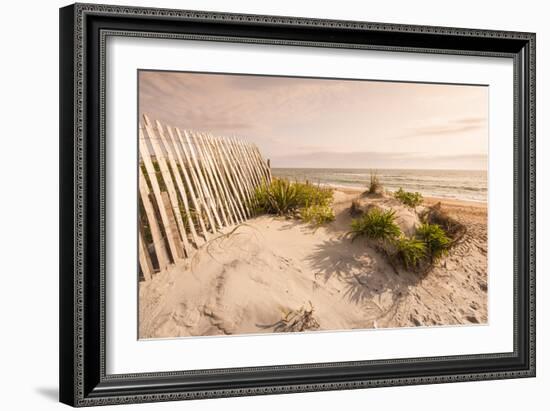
[416,223,451,262]
[394,236,427,269]
[254,178,334,225]
[394,187,424,208]
[349,208,401,242]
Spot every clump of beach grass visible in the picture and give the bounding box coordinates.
[421,202,467,244]
[415,223,451,262]
[300,204,335,226]
[394,187,424,208]
[366,170,382,194]
[254,178,299,215]
[254,178,334,225]
[349,208,401,242]
[394,236,427,270]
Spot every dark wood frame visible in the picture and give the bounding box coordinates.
[59,3,536,407]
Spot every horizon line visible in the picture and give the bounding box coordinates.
[270,166,487,172]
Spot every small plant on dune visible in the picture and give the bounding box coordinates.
[294,181,334,208]
[394,236,427,269]
[394,187,424,208]
[300,204,335,226]
[349,208,401,242]
[367,170,381,194]
[254,178,299,215]
[416,223,451,262]
[255,179,334,225]
[421,202,466,244]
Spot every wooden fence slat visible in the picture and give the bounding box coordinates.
[155,121,200,250]
[232,136,259,209]
[150,119,192,256]
[139,229,154,281]
[197,132,236,226]
[203,133,241,225]
[181,129,222,231]
[244,141,265,187]
[186,130,224,230]
[209,134,247,222]
[228,136,254,206]
[215,136,251,218]
[143,118,190,259]
[240,139,260,188]
[139,128,181,263]
[175,128,217,235]
[138,166,170,271]
[252,144,272,183]
[190,131,229,227]
[167,127,210,242]
[203,132,235,226]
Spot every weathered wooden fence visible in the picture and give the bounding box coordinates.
[138,114,272,281]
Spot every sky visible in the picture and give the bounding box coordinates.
[139,70,488,170]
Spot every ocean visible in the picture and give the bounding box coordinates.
[271,168,487,203]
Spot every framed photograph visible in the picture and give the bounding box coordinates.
[59,3,536,407]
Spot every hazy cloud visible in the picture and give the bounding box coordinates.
[271,151,487,170]
[399,116,487,139]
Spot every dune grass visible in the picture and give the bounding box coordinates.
[416,223,451,262]
[254,178,334,225]
[394,236,427,269]
[349,208,401,242]
[367,170,381,194]
[254,178,299,215]
[300,204,335,226]
[394,187,424,208]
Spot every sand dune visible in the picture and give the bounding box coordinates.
[139,188,487,339]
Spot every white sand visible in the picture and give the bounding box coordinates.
[139,189,487,338]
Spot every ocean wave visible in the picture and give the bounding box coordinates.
[272,168,487,202]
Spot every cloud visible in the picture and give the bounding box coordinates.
[270,151,487,170]
[399,116,487,139]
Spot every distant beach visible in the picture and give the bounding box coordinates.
[272,168,487,203]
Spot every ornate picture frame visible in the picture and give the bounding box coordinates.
[59,3,535,407]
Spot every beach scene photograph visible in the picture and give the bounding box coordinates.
[137,70,488,339]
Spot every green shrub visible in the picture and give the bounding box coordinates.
[416,223,451,261]
[254,178,298,215]
[350,208,401,242]
[394,188,423,208]
[255,179,334,221]
[294,181,334,208]
[394,236,427,269]
[300,204,335,226]
[421,202,466,243]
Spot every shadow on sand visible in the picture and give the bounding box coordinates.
[305,235,423,314]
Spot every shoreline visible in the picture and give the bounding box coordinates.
[328,184,487,208]
[271,170,487,204]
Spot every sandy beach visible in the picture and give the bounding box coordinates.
[139,187,487,339]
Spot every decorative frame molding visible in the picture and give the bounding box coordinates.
[60,3,535,407]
